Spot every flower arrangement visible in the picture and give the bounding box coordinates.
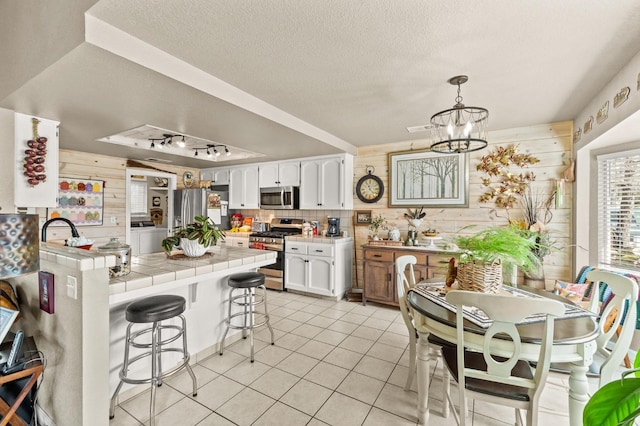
[404,207,425,229]
[509,186,556,261]
[368,214,388,240]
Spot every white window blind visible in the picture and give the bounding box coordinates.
[598,150,640,272]
[130,180,148,216]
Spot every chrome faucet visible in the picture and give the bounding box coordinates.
[41,217,80,242]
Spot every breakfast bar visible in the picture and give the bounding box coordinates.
[107,246,278,401]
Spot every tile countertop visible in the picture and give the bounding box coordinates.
[40,243,116,271]
[109,245,277,304]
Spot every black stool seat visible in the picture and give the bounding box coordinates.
[228,272,265,288]
[126,295,186,323]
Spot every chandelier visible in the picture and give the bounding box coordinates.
[430,75,488,154]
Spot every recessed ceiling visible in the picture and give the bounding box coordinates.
[2,1,640,168]
[97,124,264,164]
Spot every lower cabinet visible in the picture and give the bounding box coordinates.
[362,245,454,306]
[284,238,353,300]
[130,229,168,256]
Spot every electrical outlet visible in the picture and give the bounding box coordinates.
[111,216,117,224]
[66,275,77,299]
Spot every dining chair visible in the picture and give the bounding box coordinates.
[584,270,639,386]
[443,290,565,426]
[396,255,450,417]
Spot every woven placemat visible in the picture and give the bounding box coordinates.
[166,252,214,260]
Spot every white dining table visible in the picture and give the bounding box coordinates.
[407,287,599,426]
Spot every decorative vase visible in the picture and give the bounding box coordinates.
[180,238,208,257]
[408,218,423,229]
[523,261,546,289]
[388,228,401,241]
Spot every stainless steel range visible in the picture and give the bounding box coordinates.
[249,218,303,291]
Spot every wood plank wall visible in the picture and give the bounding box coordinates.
[352,121,574,290]
[38,149,200,246]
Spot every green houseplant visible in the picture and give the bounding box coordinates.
[161,216,225,256]
[453,225,543,292]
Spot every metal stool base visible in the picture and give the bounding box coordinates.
[109,314,197,426]
[219,284,274,362]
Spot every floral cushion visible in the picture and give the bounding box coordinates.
[553,280,589,303]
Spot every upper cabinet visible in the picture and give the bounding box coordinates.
[258,161,300,188]
[200,167,229,185]
[229,166,259,209]
[300,154,353,210]
[14,113,60,208]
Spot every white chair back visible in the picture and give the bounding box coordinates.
[586,270,639,385]
[445,290,565,424]
[396,255,418,334]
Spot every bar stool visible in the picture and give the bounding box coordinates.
[219,272,275,362]
[109,295,197,426]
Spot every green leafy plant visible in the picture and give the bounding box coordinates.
[161,216,225,255]
[454,225,542,276]
[583,353,640,426]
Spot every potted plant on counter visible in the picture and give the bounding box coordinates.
[161,216,225,257]
[453,225,542,293]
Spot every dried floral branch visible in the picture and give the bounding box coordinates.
[477,144,539,209]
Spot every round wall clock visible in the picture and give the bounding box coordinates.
[182,171,195,188]
[356,170,384,203]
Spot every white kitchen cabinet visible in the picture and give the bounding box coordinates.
[229,166,259,208]
[284,238,353,300]
[299,154,353,210]
[201,167,230,185]
[258,161,300,187]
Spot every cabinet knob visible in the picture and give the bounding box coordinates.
[373,254,382,258]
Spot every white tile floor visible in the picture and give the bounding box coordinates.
[109,290,605,426]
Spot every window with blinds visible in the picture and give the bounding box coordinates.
[598,150,640,272]
[130,180,148,216]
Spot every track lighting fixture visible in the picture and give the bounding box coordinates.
[148,133,186,150]
[192,144,230,159]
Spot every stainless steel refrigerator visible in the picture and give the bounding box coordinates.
[173,187,230,229]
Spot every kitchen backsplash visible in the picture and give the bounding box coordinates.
[233,208,354,235]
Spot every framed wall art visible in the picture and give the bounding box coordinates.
[354,210,372,225]
[47,178,105,226]
[388,149,468,207]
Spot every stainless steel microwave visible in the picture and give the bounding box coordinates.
[259,186,299,210]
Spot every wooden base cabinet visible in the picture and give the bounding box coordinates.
[362,245,454,306]
[284,238,353,300]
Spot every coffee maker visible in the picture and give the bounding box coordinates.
[327,217,340,237]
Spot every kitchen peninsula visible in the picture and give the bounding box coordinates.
[108,245,277,403]
[13,243,276,426]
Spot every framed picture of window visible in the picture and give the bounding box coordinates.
[355,210,372,225]
[388,149,468,207]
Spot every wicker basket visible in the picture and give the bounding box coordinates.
[457,259,503,293]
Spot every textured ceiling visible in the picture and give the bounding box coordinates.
[2,1,640,167]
